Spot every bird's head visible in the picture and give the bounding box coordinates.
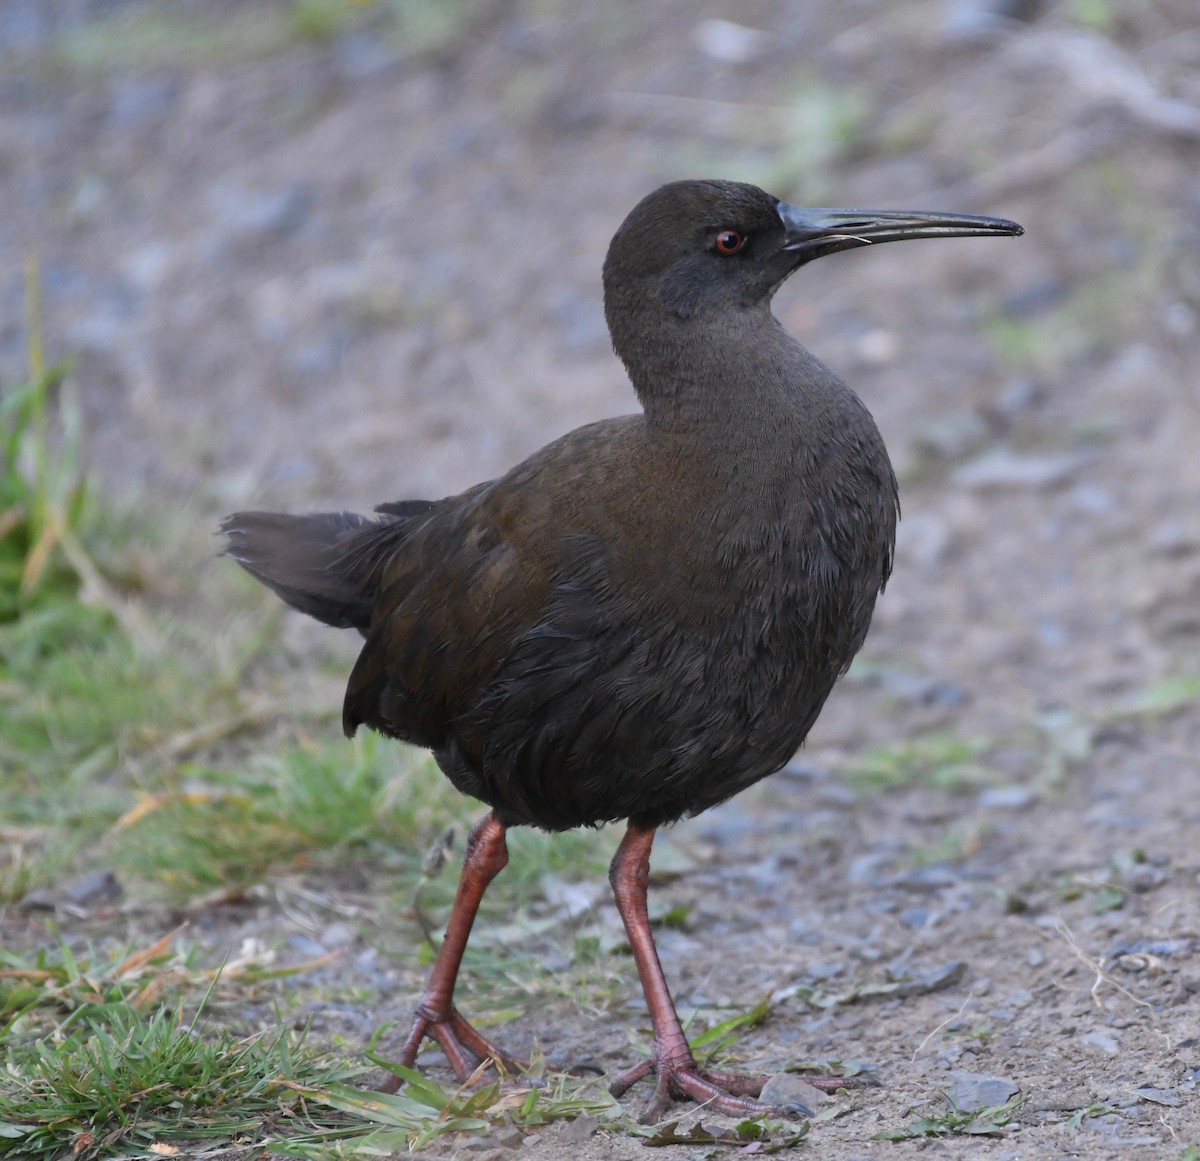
[603,179,1023,323]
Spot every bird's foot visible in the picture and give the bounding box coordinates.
[609,1053,797,1124]
[789,1069,879,1093]
[378,1004,525,1093]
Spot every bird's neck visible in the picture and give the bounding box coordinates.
[609,303,837,447]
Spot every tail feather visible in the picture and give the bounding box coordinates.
[220,510,412,631]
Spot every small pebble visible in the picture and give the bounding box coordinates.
[893,961,968,997]
[559,1114,600,1142]
[1084,1031,1120,1055]
[947,1070,1020,1112]
[978,785,1037,810]
[693,18,767,63]
[64,868,124,908]
[759,1072,828,1113]
[490,1126,526,1150]
[953,448,1086,490]
[1132,1086,1179,1107]
[320,923,355,948]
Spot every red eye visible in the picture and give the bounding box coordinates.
[715,229,745,255]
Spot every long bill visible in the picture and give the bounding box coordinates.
[778,203,1024,262]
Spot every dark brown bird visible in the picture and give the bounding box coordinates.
[223,180,1021,1119]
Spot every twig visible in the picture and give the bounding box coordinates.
[1053,917,1152,1010]
[912,990,976,1060]
[413,826,458,950]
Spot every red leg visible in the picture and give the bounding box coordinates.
[606,823,800,1122]
[379,812,524,1092]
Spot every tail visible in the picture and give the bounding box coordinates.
[220,510,416,631]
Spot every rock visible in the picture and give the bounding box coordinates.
[1150,520,1200,558]
[489,1125,527,1149]
[895,513,954,571]
[947,1070,1020,1112]
[1002,278,1070,317]
[108,77,179,128]
[1084,1031,1120,1055]
[1133,1086,1180,1107]
[18,868,122,913]
[759,1072,828,1114]
[993,375,1042,417]
[319,922,356,948]
[288,935,325,959]
[806,961,845,982]
[210,180,315,238]
[893,961,969,997]
[1110,937,1195,958]
[63,868,123,908]
[890,865,959,891]
[911,412,990,463]
[953,448,1087,490]
[1123,863,1168,893]
[560,1113,600,1143]
[693,18,767,64]
[877,668,968,708]
[457,1136,499,1152]
[1165,301,1196,335]
[942,0,1043,45]
[1070,483,1114,514]
[336,32,401,80]
[540,877,604,919]
[855,328,899,365]
[977,785,1037,810]
[847,850,894,886]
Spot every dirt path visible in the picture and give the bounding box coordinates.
[4,1,1200,1155]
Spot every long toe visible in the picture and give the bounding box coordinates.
[447,1007,528,1074]
[791,1070,879,1093]
[670,1064,805,1119]
[378,1007,525,1092]
[611,1058,810,1123]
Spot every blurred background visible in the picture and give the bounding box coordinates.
[4,0,1198,763]
[2,0,1200,1155]
[1,0,1194,510]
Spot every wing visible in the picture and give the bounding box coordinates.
[340,420,648,749]
[342,476,555,749]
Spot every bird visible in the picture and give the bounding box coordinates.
[222,179,1022,1121]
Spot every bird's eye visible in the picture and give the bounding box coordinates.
[715,229,745,255]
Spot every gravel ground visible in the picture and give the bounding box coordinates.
[4,0,1200,1156]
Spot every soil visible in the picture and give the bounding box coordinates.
[4,0,1200,1157]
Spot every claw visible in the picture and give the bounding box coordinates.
[378,1004,526,1093]
[610,1056,807,1122]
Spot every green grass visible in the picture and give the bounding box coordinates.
[873,1095,1022,1141]
[0,312,636,1154]
[50,0,497,75]
[0,929,592,1159]
[847,733,992,794]
[0,932,792,1157]
[0,265,86,623]
[0,1008,364,1158]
